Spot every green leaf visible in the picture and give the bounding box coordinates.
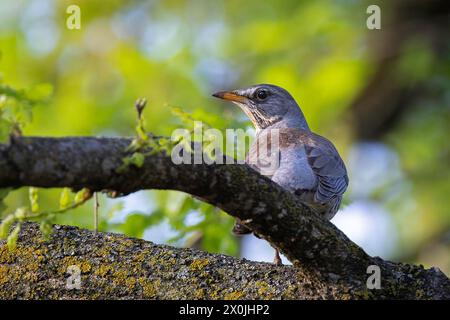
[0,214,15,239]
[13,207,28,220]
[130,152,145,168]
[59,188,71,209]
[0,84,26,101]
[7,223,21,251]
[29,187,39,213]
[74,188,91,204]
[117,152,146,173]
[136,121,148,142]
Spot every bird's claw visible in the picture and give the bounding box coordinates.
[273,249,283,266]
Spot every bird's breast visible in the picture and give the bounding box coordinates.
[246,132,318,192]
[272,145,318,192]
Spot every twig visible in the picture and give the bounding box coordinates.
[94,192,99,232]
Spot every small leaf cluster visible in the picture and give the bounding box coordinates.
[0,187,92,250]
[0,81,53,142]
[116,98,174,173]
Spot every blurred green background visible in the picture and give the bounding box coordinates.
[0,0,449,274]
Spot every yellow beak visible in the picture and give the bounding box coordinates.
[212,91,248,103]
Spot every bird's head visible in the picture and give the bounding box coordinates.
[213,84,307,130]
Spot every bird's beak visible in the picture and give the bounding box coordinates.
[212,91,248,103]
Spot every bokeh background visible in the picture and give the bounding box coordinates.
[1,0,449,274]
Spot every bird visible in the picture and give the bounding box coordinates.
[212,84,348,265]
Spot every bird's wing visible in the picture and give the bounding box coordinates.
[247,128,348,204]
[302,132,349,203]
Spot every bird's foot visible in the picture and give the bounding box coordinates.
[273,249,283,266]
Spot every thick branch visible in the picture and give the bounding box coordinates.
[0,137,449,299]
[0,223,343,299]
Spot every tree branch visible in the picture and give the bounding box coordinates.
[0,222,343,299]
[0,136,449,299]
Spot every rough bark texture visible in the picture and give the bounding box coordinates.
[0,136,449,299]
[0,223,334,299]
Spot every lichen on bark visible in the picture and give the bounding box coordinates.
[0,223,333,299]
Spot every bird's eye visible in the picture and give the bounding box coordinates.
[255,89,269,100]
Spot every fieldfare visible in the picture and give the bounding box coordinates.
[213,84,349,265]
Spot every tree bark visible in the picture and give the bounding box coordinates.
[0,136,449,299]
